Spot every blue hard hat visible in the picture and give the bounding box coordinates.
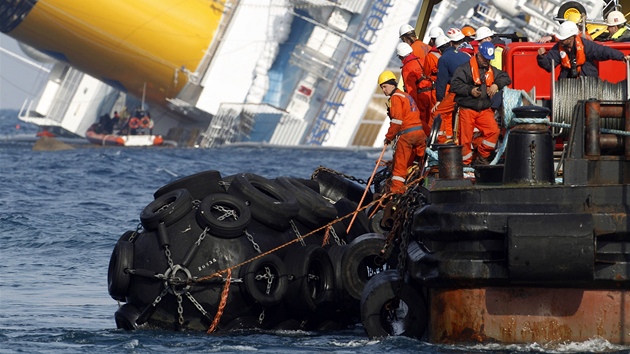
[478,41,495,60]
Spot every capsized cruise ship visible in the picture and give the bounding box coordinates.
[1,0,626,147]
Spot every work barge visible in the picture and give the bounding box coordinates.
[405,100,630,344]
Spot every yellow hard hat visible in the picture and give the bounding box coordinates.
[378,70,397,86]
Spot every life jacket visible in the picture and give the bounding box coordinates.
[559,35,586,75]
[470,55,495,86]
[612,27,627,40]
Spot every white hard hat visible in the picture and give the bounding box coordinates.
[556,21,579,40]
[446,27,465,41]
[399,24,415,37]
[435,34,451,49]
[475,26,494,41]
[606,10,626,26]
[428,27,444,39]
[396,42,413,58]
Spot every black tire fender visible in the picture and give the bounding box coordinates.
[240,253,288,306]
[275,176,337,229]
[108,235,134,302]
[196,193,251,238]
[341,233,397,300]
[114,303,141,330]
[326,245,348,302]
[360,270,427,339]
[140,189,192,230]
[153,170,224,201]
[283,245,335,315]
[227,173,299,231]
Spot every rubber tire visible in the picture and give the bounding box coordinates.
[240,253,288,306]
[114,303,141,330]
[360,270,427,340]
[197,193,251,238]
[140,188,193,230]
[153,170,224,201]
[108,237,134,302]
[341,233,397,300]
[283,245,335,316]
[275,176,337,229]
[228,173,299,231]
[326,245,348,302]
[368,209,388,235]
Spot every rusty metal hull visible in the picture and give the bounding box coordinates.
[429,287,630,344]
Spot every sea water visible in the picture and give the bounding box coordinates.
[1,110,628,353]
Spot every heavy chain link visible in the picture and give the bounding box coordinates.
[394,184,426,299]
[185,292,210,320]
[213,205,238,221]
[164,246,175,269]
[195,227,209,247]
[311,166,369,185]
[258,308,266,324]
[329,226,346,246]
[254,266,275,295]
[176,293,185,326]
[244,229,262,253]
[290,220,306,246]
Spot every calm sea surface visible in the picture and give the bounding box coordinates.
[1,110,628,353]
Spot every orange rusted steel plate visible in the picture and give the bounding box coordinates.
[429,287,630,344]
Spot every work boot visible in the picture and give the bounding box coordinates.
[472,155,490,167]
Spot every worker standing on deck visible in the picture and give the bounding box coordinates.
[431,30,470,143]
[377,70,426,194]
[537,21,630,78]
[397,42,432,136]
[596,10,630,42]
[424,27,444,128]
[399,24,431,63]
[450,42,511,166]
[427,27,444,47]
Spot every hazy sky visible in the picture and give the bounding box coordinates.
[0,33,51,110]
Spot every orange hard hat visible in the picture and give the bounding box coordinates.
[462,26,476,37]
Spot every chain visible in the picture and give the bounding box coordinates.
[185,292,211,320]
[128,230,139,243]
[290,220,306,246]
[156,201,175,214]
[213,205,238,221]
[329,226,345,245]
[244,229,262,253]
[311,166,369,185]
[529,140,537,181]
[195,227,209,247]
[164,246,175,269]
[258,308,266,324]
[254,266,275,295]
[151,288,169,308]
[192,199,201,209]
[176,293,185,326]
[394,184,425,299]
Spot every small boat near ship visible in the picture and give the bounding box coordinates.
[85,126,164,147]
[85,111,165,147]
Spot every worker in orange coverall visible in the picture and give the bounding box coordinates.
[450,42,511,166]
[378,70,427,193]
[396,42,432,136]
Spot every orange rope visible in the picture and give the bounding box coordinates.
[207,268,231,333]
[321,225,331,247]
[346,145,388,233]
